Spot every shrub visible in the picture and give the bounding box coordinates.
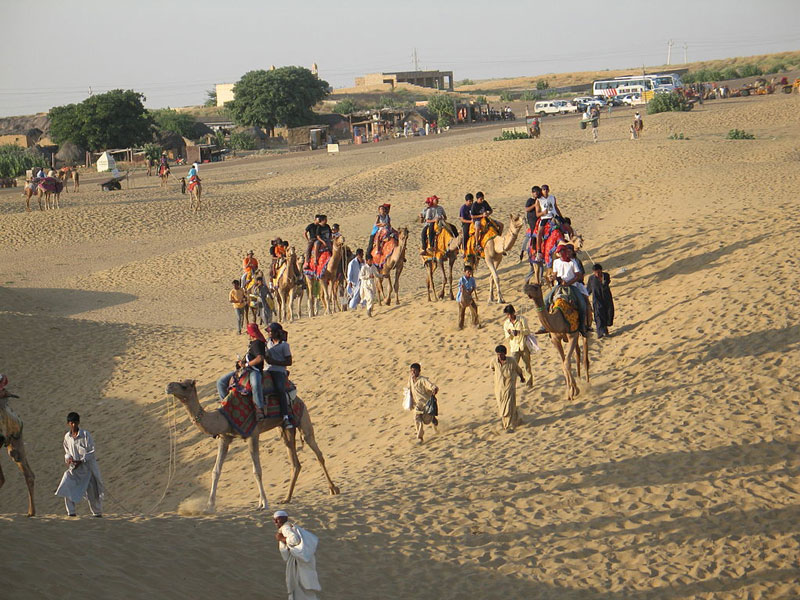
[738,64,763,78]
[766,62,787,74]
[536,79,549,90]
[427,93,456,127]
[499,91,515,102]
[647,92,691,114]
[493,130,530,141]
[333,98,358,114]
[668,133,689,140]
[720,67,740,81]
[143,143,162,162]
[230,131,258,150]
[520,90,539,101]
[475,95,488,105]
[459,79,474,86]
[0,145,40,178]
[726,129,755,140]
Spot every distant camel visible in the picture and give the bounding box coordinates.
[468,214,524,304]
[424,226,461,301]
[0,380,35,517]
[166,379,339,511]
[189,179,202,212]
[376,227,408,306]
[275,248,304,322]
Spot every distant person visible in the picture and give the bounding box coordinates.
[229,279,248,334]
[488,345,525,432]
[273,510,322,600]
[503,304,534,385]
[522,186,542,260]
[587,263,614,338]
[55,412,104,517]
[590,106,600,143]
[457,265,480,329]
[313,215,333,265]
[252,275,273,324]
[366,203,391,257]
[72,168,79,192]
[633,112,643,139]
[346,249,365,310]
[470,191,494,253]
[406,363,439,444]
[359,254,380,317]
[304,215,320,268]
[420,195,446,255]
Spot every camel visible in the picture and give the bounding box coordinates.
[523,283,589,401]
[467,214,524,304]
[0,383,36,517]
[305,235,346,316]
[376,227,408,306]
[189,179,202,213]
[274,248,304,322]
[22,181,42,211]
[165,379,339,512]
[425,227,461,301]
[159,165,170,188]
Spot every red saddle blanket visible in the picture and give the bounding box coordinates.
[220,371,302,438]
[37,177,62,194]
[528,220,565,268]
[371,229,397,268]
[188,176,200,192]
[304,249,331,279]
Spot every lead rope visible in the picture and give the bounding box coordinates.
[148,395,178,513]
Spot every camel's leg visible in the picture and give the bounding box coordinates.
[393,264,403,305]
[438,260,447,300]
[280,428,301,503]
[287,289,295,322]
[246,434,268,510]
[426,262,434,302]
[38,192,44,211]
[300,412,340,495]
[485,255,503,303]
[563,335,580,400]
[582,335,590,382]
[207,436,232,512]
[8,438,35,517]
[447,256,456,300]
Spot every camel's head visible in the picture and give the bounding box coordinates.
[165,379,197,402]
[288,246,297,259]
[509,214,523,231]
[570,234,584,251]
[397,227,409,242]
[333,235,345,249]
[523,283,543,299]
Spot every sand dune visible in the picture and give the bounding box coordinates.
[1,94,799,599]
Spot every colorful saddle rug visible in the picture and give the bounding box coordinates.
[527,220,566,268]
[549,286,580,333]
[220,371,303,437]
[371,229,397,268]
[421,222,458,263]
[37,177,62,194]
[304,249,331,279]
[187,176,200,192]
[464,217,501,259]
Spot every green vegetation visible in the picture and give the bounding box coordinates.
[48,89,152,151]
[204,88,217,107]
[229,67,329,130]
[213,130,226,148]
[427,93,456,127]
[726,129,755,140]
[647,92,691,115]
[520,90,538,101]
[333,98,358,114]
[150,108,201,139]
[475,95,488,105]
[499,91,514,102]
[493,130,530,141]
[230,131,258,150]
[459,79,474,86]
[668,132,689,140]
[0,145,40,178]
[682,61,783,84]
[536,79,549,90]
[142,143,162,162]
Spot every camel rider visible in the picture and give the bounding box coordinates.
[265,322,294,429]
[312,215,332,265]
[534,184,562,263]
[159,153,170,176]
[304,215,320,268]
[366,204,392,257]
[269,238,287,280]
[459,194,474,252]
[420,195,446,255]
[242,250,259,287]
[545,244,589,334]
[470,191,494,253]
[186,163,200,192]
[215,322,267,419]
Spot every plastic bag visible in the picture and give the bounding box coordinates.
[402,387,412,411]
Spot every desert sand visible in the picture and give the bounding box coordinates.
[1,94,799,599]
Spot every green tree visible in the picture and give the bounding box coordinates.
[49,89,152,151]
[229,67,330,131]
[230,131,257,150]
[427,93,456,127]
[0,145,40,178]
[476,95,488,104]
[647,92,691,115]
[143,143,162,162]
[333,98,358,114]
[204,88,217,107]
[536,79,549,90]
[150,108,200,139]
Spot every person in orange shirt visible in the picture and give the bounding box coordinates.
[241,250,259,287]
[229,279,248,334]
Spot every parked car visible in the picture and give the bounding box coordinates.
[622,93,643,105]
[533,101,561,116]
[553,100,578,114]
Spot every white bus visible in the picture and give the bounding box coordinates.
[592,73,683,97]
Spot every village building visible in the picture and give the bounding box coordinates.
[355,70,454,91]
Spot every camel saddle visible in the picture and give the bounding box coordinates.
[549,286,580,333]
[464,217,501,259]
[220,370,302,437]
[421,222,458,263]
[303,249,331,279]
[371,228,397,268]
[528,220,565,267]
[272,260,287,288]
[188,175,200,192]
[37,177,62,194]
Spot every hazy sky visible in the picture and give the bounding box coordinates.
[1,0,798,116]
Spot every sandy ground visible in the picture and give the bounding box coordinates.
[1,95,799,599]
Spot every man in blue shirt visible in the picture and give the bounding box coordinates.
[457,265,480,329]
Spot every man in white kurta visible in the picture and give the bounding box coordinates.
[55,412,104,516]
[359,256,380,317]
[346,250,364,310]
[274,510,321,600]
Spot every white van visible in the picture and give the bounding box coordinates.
[534,101,560,116]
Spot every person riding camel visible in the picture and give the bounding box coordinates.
[470,191,496,253]
[159,153,170,177]
[269,238,287,280]
[544,244,589,334]
[533,184,563,263]
[367,204,392,257]
[242,250,259,287]
[186,162,200,191]
[312,215,332,266]
[420,195,447,255]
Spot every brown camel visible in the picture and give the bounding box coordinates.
[275,248,304,322]
[165,379,339,512]
[523,283,589,401]
[189,180,202,213]
[22,181,42,211]
[376,227,408,306]
[159,165,170,188]
[468,215,524,304]
[425,227,461,301]
[0,384,36,517]
[305,235,346,316]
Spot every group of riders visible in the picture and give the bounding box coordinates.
[156,153,200,194]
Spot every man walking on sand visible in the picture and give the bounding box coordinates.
[407,363,439,444]
[274,510,321,600]
[503,304,534,386]
[456,265,480,329]
[229,279,248,334]
[489,345,525,432]
[55,412,104,517]
[359,254,380,317]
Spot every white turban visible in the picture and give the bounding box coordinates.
[273,510,289,519]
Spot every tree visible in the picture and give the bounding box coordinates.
[536,79,549,90]
[228,67,329,132]
[49,89,152,151]
[427,93,456,127]
[151,108,200,139]
[204,88,217,107]
[333,98,358,114]
[0,145,40,178]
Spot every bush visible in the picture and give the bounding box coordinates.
[151,108,201,139]
[738,64,763,78]
[519,90,538,101]
[766,62,787,74]
[0,145,40,178]
[536,79,549,90]
[647,92,691,114]
[493,130,530,141]
[427,93,456,127]
[720,67,740,81]
[668,133,689,140]
[333,98,358,114]
[499,91,515,102]
[475,95,488,105]
[230,131,258,150]
[143,143,162,162]
[459,79,474,86]
[726,129,755,140]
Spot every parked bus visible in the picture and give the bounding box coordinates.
[592,73,682,97]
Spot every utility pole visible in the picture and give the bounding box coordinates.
[412,48,420,71]
[683,43,688,64]
[667,39,673,65]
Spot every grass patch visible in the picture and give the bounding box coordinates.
[726,129,755,140]
[494,130,530,141]
[668,133,689,140]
